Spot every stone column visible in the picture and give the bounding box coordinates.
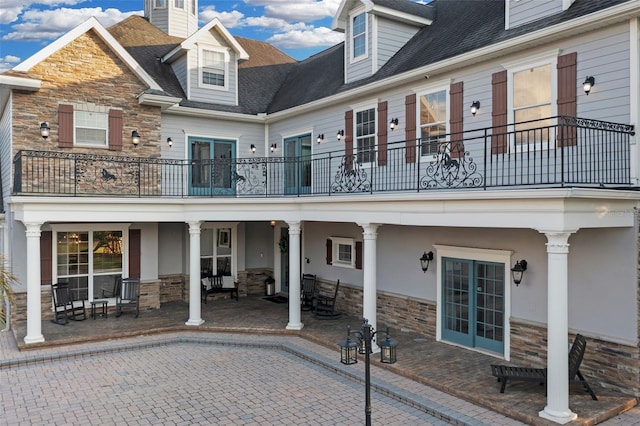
[359,223,380,351]
[24,222,44,344]
[539,231,577,424]
[185,221,204,326]
[286,221,303,330]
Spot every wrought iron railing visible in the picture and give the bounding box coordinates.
[12,116,636,198]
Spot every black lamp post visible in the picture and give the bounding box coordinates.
[338,318,397,426]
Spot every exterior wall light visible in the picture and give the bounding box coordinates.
[317,134,324,144]
[167,137,173,148]
[511,259,527,286]
[40,122,50,140]
[470,101,480,116]
[131,130,140,146]
[270,143,277,152]
[583,76,595,95]
[250,144,256,153]
[337,129,344,141]
[389,118,398,130]
[419,251,434,273]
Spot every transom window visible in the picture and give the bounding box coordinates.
[352,12,366,59]
[356,108,376,164]
[75,110,108,147]
[332,237,355,268]
[200,48,227,88]
[419,90,447,156]
[513,64,552,144]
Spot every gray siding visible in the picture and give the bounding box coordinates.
[346,13,374,84]
[0,95,12,209]
[376,18,420,70]
[171,56,188,97]
[188,31,238,106]
[509,0,562,28]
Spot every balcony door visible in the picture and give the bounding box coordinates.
[284,134,312,195]
[441,257,505,354]
[189,137,236,196]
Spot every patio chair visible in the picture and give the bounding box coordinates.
[314,280,341,319]
[201,274,238,303]
[300,273,316,311]
[115,277,140,318]
[100,277,119,298]
[491,334,597,400]
[51,282,86,324]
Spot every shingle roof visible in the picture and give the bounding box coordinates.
[370,0,435,20]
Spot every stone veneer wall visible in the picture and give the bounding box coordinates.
[159,275,185,303]
[242,268,273,296]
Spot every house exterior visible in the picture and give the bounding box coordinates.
[1,0,639,423]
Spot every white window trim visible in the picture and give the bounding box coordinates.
[353,102,378,166]
[198,45,230,91]
[154,0,167,9]
[73,106,109,148]
[416,84,450,163]
[331,237,355,269]
[349,8,368,64]
[433,244,512,361]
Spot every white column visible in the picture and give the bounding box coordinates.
[24,222,44,344]
[286,221,303,330]
[359,223,380,351]
[539,231,577,424]
[185,221,204,326]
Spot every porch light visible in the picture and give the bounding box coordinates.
[378,328,397,364]
[511,259,527,286]
[317,134,324,144]
[470,101,480,116]
[250,144,256,153]
[337,129,344,141]
[40,122,50,140]
[270,143,277,152]
[167,137,173,148]
[583,76,595,95]
[270,220,276,227]
[389,118,398,130]
[419,251,434,273]
[338,326,359,365]
[131,130,140,146]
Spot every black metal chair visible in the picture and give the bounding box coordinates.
[115,277,140,318]
[314,280,341,319]
[300,273,316,311]
[51,282,86,324]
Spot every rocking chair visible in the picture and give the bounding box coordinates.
[51,282,86,324]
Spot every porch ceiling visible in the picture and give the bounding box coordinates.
[9,188,640,231]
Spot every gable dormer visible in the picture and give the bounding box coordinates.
[333,0,434,84]
[162,18,249,106]
[505,0,575,29]
[144,0,198,38]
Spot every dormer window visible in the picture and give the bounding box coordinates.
[154,0,166,8]
[191,0,196,14]
[199,46,229,90]
[174,0,184,9]
[351,11,367,62]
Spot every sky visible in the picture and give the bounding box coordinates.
[0,0,350,72]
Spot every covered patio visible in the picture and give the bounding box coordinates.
[7,295,636,425]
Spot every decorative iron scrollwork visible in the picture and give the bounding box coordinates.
[560,116,635,135]
[419,143,483,189]
[330,155,371,193]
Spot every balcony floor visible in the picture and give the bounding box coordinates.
[6,296,638,425]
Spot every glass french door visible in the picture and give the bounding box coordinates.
[284,134,312,195]
[441,257,505,354]
[189,137,236,196]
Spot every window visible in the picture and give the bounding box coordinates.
[351,12,366,60]
[200,226,234,283]
[356,108,376,164]
[154,0,166,8]
[332,237,355,268]
[174,0,184,9]
[75,110,108,147]
[419,90,447,157]
[200,47,228,88]
[513,64,552,144]
[191,0,196,14]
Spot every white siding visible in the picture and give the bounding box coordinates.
[0,95,12,208]
[509,0,562,28]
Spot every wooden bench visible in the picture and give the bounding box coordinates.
[201,275,238,303]
[491,334,597,400]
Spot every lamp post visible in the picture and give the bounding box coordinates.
[338,318,397,426]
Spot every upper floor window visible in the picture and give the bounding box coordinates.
[351,12,366,60]
[75,110,108,147]
[154,0,166,8]
[513,64,552,144]
[419,90,447,157]
[191,0,196,14]
[174,0,185,9]
[356,107,376,164]
[199,47,228,89]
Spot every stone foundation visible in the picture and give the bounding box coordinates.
[159,275,185,303]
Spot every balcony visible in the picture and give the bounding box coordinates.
[12,116,636,198]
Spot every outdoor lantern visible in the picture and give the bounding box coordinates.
[40,122,50,140]
[470,101,480,116]
[167,137,173,147]
[419,251,434,273]
[338,327,359,365]
[270,143,277,152]
[250,144,256,153]
[131,130,140,146]
[583,76,595,95]
[337,129,344,141]
[511,259,527,286]
[378,328,397,364]
[317,134,324,144]
[389,118,398,130]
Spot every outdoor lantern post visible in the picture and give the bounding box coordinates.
[338,318,397,426]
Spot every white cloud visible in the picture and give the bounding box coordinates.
[199,7,245,28]
[244,0,340,22]
[244,16,311,32]
[267,26,344,49]
[0,55,22,73]
[0,0,85,24]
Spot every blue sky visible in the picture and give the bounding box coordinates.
[0,0,348,72]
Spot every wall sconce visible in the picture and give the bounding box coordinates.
[317,134,324,144]
[270,143,277,152]
[511,259,527,286]
[470,101,480,116]
[389,118,398,130]
[40,122,50,140]
[270,220,276,227]
[250,144,256,153]
[167,137,173,148]
[583,76,595,95]
[337,129,344,141]
[131,130,140,146]
[419,251,434,273]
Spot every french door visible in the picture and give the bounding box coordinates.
[441,257,505,354]
[189,137,236,196]
[284,134,312,195]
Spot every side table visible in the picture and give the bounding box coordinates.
[90,299,108,319]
